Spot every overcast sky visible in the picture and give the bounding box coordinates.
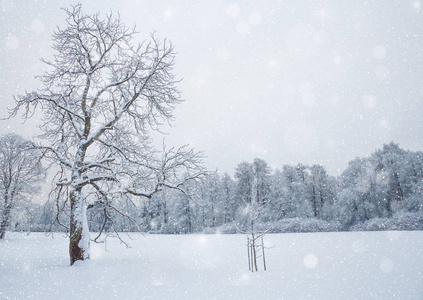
[1,0,422,176]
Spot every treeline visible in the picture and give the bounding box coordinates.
[9,142,423,234]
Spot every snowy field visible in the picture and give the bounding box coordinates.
[1,231,423,299]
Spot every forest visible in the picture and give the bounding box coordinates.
[4,139,422,236]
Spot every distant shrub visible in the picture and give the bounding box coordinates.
[351,212,423,231]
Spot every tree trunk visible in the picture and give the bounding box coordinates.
[250,242,254,272]
[0,192,11,239]
[251,220,258,272]
[252,239,258,272]
[0,207,11,239]
[312,185,317,217]
[0,190,10,239]
[261,237,267,271]
[163,200,168,224]
[247,237,251,271]
[69,187,90,265]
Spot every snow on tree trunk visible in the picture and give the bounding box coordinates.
[69,187,90,265]
[0,191,10,239]
[0,206,11,239]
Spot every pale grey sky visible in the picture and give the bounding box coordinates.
[1,0,423,176]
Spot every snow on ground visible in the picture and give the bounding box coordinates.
[1,231,422,299]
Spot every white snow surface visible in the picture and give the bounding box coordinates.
[1,231,422,299]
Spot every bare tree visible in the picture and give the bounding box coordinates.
[0,134,46,239]
[10,5,206,265]
[244,193,272,272]
[236,159,273,272]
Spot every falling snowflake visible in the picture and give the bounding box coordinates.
[303,253,319,269]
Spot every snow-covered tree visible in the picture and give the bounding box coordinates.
[265,169,287,221]
[293,164,314,217]
[220,173,237,223]
[234,162,254,204]
[308,164,337,219]
[10,5,206,265]
[199,173,220,228]
[370,143,404,212]
[0,133,46,239]
[277,165,303,218]
[404,150,423,212]
[252,158,271,207]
